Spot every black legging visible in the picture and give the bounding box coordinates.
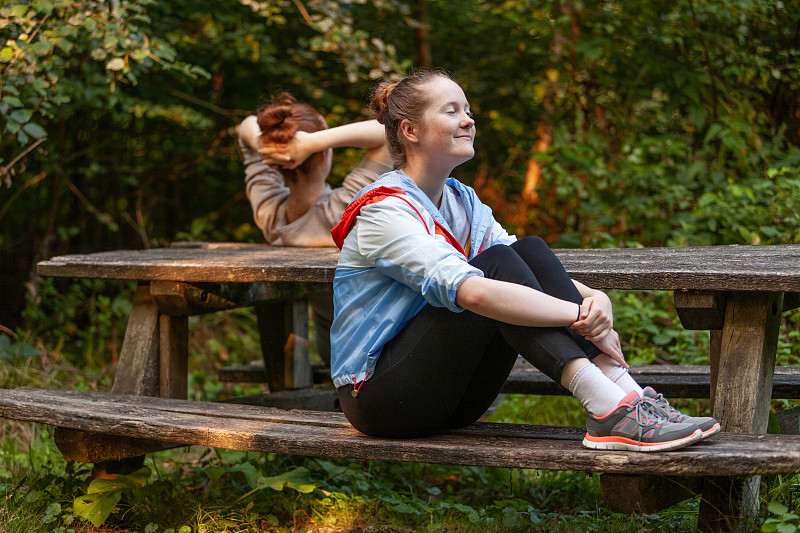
[337,236,601,438]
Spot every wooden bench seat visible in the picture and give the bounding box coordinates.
[3,387,800,478]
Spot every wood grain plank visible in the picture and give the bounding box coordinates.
[36,244,800,292]
[674,291,727,330]
[4,388,800,476]
[159,315,188,399]
[700,291,784,530]
[53,427,179,463]
[713,292,783,433]
[111,285,160,396]
[219,361,800,399]
[502,364,800,399]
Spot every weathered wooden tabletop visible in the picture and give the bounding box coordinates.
[36,242,800,292]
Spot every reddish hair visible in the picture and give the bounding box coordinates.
[256,93,327,178]
[369,69,456,168]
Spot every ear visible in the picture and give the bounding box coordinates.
[400,119,419,144]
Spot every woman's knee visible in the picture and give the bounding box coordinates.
[510,236,571,285]
[470,245,533,283]
[512,236,552,256]
[474,243,518,260]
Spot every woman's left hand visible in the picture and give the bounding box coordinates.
[259,130,315,169]
[591,328,628,368]
[571,292,614,341]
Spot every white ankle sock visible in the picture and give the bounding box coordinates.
[567,363,627,417]
[604,365,644,397]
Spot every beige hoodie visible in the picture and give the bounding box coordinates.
[238,115,392,247]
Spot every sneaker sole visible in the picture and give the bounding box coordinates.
[699,423,721,440]
[582,429,703,452]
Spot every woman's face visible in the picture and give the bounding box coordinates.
[414,77,476,166]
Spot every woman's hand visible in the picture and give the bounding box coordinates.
[591,329,628,369]
[259,130,316,169]
[571,292,613,341]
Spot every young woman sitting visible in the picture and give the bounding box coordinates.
[328,70,719,451]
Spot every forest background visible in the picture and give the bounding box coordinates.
[2,0,800,332]
[2,0,800,531]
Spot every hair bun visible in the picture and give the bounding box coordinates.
[254,92,326,166]
[257,95,296,144]
[259,107,292,129]
[369,81,397,124]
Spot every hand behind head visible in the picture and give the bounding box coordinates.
[259,131,319,170]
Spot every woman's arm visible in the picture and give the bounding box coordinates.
[238,115,291,242]
[260,120,390,169]
[457,276,627,367]
[456,275,580,327]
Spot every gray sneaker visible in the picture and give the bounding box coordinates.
[642,386,720,440]
[583,391,703,452]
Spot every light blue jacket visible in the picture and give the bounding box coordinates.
[329,171,515,388]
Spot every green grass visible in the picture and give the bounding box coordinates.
[2,304,800,531]
[0,388,737,533]
[0,428,706,533]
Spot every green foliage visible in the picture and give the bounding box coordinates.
[779,309,800,367]
[0,0,410,333]
[0,0,210,160]
[694,165,800,245]
[610,290,709,366]
[69,462,314,527]
[211,463,316,499]
[0,334,39,363]
[0,435,700,532]
[0,426,91,533]
[74,467,151,527]
[20,278,134,369]
[423,0,800,249]
[763,502,800,533]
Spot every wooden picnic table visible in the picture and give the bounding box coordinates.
[36,242,800,429]
[24,242,800,530]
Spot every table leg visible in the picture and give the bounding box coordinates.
[159,314,188,399]
[55,284,163,469]
[255,299,312,391]
[109,283,190,398]
[111,284,161,396]
[54,283,191,468]
[699,291,784,532]
[708,329,722,413]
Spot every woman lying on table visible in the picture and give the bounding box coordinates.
[328,70,719,451]
[237,93,392,365]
